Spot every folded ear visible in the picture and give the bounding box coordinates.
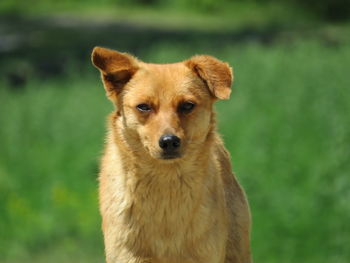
[91,47,139,101]
[185,55,233,100]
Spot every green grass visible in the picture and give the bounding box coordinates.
[1,41,349,262]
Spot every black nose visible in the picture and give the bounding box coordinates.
[159,134,181,152]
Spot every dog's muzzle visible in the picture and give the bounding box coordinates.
[159,134,181,159]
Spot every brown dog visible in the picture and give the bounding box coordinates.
[91,47,252,263]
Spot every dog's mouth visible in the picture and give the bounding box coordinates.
[160,152,182,160]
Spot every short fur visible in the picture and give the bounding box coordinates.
[92,47,252,263]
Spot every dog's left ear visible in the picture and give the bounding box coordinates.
[185,55,233,100]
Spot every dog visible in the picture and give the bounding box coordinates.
[91,47,252,263]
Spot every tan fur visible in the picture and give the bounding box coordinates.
[92,47,252,263]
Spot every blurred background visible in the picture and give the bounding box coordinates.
[0,0,350,262]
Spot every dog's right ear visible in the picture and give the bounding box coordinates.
[91,47,139,102]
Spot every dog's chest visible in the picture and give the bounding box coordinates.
[123,169,208,255]
[132,170,196,224]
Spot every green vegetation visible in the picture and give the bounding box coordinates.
[1,41,349,262]
[2,0,350,22]
[0,0,309,31]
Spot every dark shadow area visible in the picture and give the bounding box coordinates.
[0,14,343,88]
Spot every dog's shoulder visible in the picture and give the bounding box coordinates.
[213,135,248,204]
[213,135,232,177]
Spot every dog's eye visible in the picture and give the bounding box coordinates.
[136,104,152,112]
[179,102,195,114]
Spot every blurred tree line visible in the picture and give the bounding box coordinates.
[129,0,350,21]
[1,0,349,21]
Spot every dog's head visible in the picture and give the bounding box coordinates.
[92,47,233,161]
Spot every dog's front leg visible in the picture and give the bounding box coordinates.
[105,249,153,263]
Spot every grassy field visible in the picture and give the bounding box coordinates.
[1,41,349,263]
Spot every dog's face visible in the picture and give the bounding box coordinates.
[92,47,233,160]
